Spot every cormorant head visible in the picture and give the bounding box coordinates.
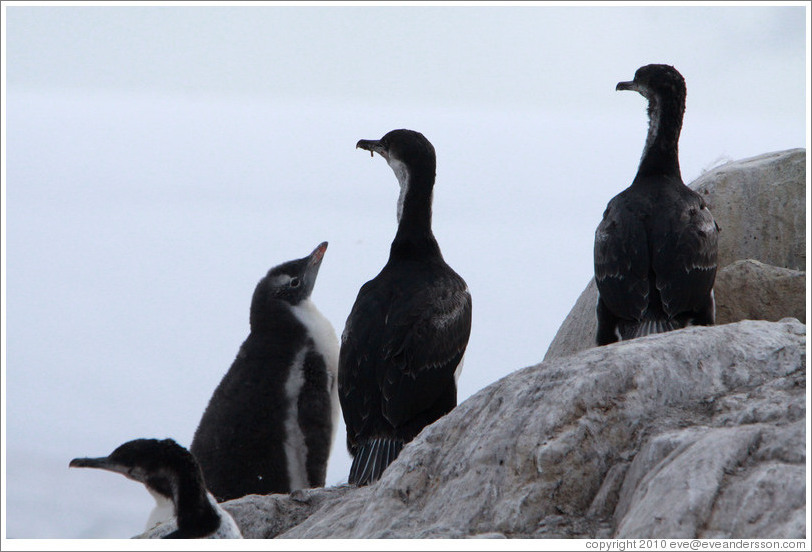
[356,130,437,223]
[69,438,197,501]
[356,129,436,180]
[616,64,686,104]
[253,242,328,309]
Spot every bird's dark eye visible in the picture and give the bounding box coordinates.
[290,277,301,288]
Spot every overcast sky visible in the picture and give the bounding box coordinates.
[5,4,807,116]
[2,1,809,541]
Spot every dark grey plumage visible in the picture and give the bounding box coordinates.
[339,129,472,486]
[190,243,338,501]
[594,64,719,345]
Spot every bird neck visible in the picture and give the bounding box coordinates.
[635,92,684,181]
[391,167,441,259]
[171,472,221,538]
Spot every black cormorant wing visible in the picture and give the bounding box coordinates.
[594,193,651,321]
[652,195,719,317]
[339,267,472,448]
[378,276,472,429]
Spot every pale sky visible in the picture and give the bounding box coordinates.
[5,3,807,117]
[2,1,809,539]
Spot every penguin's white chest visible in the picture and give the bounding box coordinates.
[284,300,340,490]
[291,300,339,375]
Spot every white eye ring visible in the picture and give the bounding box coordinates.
[290,277,301,288]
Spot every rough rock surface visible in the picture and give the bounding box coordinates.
[544,148,806,361]
[691,148,806,271]
[543,278,599,362]
[209,319,805,539]
[714,259,806,325]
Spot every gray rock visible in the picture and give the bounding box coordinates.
[544,149,806,361]
[221,486,354,539]
[692,149,806,271]
[701,449,807,538]
[219,319,805,539]
[543,278,598,361]
[614,425,764,538]
[714,259,806,325]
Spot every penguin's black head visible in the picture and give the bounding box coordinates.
[616,64,686,104]
[253,242,328,310]
[69,438,199,501]
[356,129,436,181]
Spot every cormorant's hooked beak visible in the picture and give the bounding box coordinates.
[616,80,638,92]
[356,139,388,160]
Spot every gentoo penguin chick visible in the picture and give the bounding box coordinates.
[340,129,473,486]
[69,438,242,539]
[594,64,719,345]
[190,242,339,502]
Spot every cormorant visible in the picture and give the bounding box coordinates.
[594,64,719,345]
[339,129,472,486]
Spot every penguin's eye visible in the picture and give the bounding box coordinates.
[289,277,301,288]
